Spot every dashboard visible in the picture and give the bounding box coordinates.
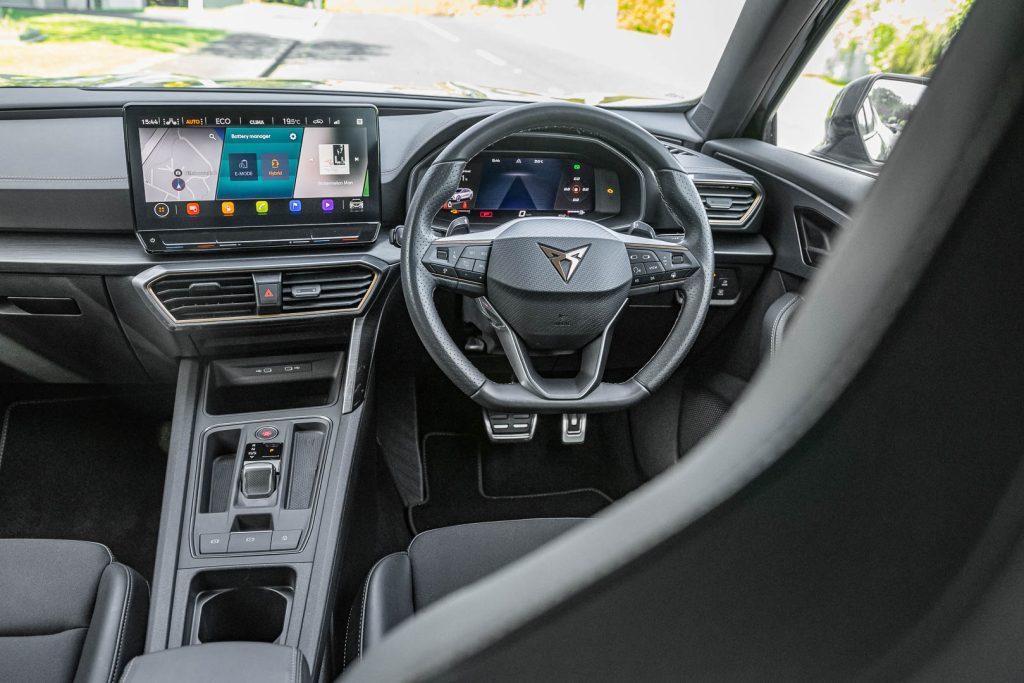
[0,90,770,385]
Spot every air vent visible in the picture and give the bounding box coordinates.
[694,182,762,226]
[150,273,256,322]
[660,139,696,159]
[281,266,376,313]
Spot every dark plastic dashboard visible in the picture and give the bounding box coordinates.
[0,89,772,388]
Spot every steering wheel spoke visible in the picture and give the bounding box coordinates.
[477,297,625,401]
[621,236,701,297]
[420,236,493,298]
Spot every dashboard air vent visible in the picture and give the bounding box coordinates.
[281,266,376,313]
[659,139,696,159]
[694,182,761,226]
[150,273,256,322]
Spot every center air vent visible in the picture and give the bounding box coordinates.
[694,182,761,226]
[150,273,257,322]
[281,266,376,313]
[144,263,380,325]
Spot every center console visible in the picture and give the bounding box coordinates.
[145,326,384,678]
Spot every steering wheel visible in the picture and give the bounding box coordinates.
[402,102,714,413]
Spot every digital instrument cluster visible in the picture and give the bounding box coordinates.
[440,154,621,224]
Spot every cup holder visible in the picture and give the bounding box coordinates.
[187,568,295,645]
[197,587,289,643]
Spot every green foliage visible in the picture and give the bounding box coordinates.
[4,9,224,52]
[478,0,534,7]
[836,0,974,77]
[616,0,674,37]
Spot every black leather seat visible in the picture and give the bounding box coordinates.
[0,539,149,683]
[343,518,583,666]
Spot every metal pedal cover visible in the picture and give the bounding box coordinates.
[562,413,587,444]
[483,410,536,442]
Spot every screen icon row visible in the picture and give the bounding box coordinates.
[154,199,358,217]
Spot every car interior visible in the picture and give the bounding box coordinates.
[1,0,1023,681]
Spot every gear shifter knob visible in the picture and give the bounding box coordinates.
[241,461,277,498]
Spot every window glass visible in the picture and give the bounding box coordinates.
[774,0,972,167]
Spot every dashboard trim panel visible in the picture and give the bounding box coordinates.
[132,255,388,330]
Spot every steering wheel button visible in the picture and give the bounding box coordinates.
[436,247,450,260]
[645,262,665,273]
[631,264,644,276]
[472,260,487,273]
[456,257,475,271]
[462,245,491,259]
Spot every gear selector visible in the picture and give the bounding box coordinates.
[241,441,282,499]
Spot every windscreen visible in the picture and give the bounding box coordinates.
[0,1,747,105]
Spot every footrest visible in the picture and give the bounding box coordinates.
[483,410,537,442]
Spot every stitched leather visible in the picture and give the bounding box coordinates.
[343,553,413,670]
[634,168,714,392]
[345,519,584,665]
[761,292,803,360]
[0,539,147,683]
[73,560,149,683]
[403,160,487,396]
[121,643,311,683]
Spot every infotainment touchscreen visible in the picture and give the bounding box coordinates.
[124,104,380,253]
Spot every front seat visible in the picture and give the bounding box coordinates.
[343,518,583,665]
[0,539,149,683]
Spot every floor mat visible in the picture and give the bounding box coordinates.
[0,393,171,578]
[408,433,611,534]
[480,413,642,501]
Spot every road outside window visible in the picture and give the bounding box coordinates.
[774,0,972,169]
[0,0,744,105]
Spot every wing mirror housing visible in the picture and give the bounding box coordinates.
[813,73,928,173]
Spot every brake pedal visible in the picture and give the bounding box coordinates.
[483,410,536,442]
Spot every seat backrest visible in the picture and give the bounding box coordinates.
[343,1,1024,680]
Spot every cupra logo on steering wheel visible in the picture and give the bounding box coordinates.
[538,243,591,283]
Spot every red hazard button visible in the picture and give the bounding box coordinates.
[258,282,280,305]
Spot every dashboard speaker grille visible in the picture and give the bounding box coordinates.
[150,273,256,321]
[694,182,761,226]
[281,265,376,313]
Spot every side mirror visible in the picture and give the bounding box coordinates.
[813,74,928,172]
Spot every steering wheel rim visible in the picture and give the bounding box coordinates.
[401,102,714,413]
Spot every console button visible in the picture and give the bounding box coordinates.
[199,533,229,554]
[255,426,278,440]
[713,269,739,299]
[271,529,302,551]
[228,531,272,553]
